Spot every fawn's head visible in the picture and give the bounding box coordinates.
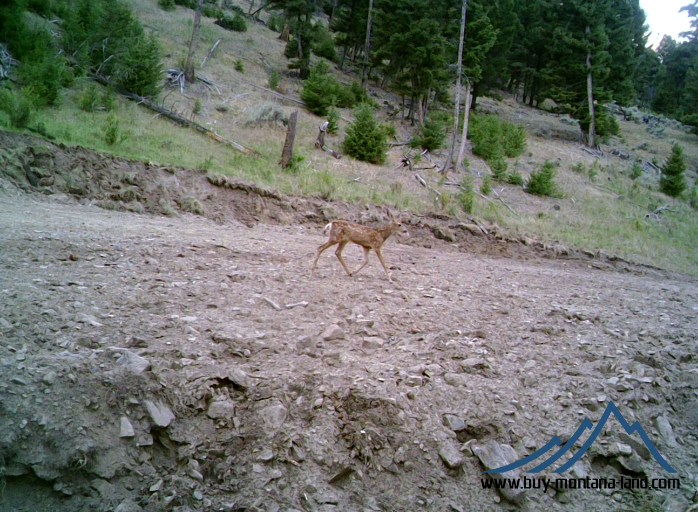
[385,208,408,237]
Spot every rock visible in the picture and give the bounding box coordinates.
[362,337,384,349]
[460,358,491,375]
[618,433,651,460]
[91,478,115,497]
[663,496,691,512]
[459,223,483,236]
[149,479,163,492]
[207,399,236,419]
[320,324,345,341]
[473,440,525,504]
[444,373,468,387]
[608,442,633,456]
[432,226,456,242]
[258,448,274,462]
[111,348,151,374]
[115,499,143,512]
[570,461,587,479]
[443,414,466,432]
[42,370,57,385]
[144,400,175,428]
[258,402,288,429]
[656,416,678,448]
[618,454,646,475]
[560,116,578,126]
[315,492,339,505]
[192,489,203,501]
[286,301,309,309]
[438,439,464,469]
[539,98,558,112]
[119,416,135,438]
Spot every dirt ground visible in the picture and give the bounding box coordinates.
[1,132,698,512]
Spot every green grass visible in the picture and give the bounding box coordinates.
[473,168,698,275]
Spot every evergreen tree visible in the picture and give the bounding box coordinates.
[660,144,687,198]
[343,104,387,164]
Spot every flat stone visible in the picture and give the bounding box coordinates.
[656,416,678,448]
[618,454,646,475]
[114,499,143,512]
[618,433,651,460]
[90,478,115,497]
[443,373,467,387]
[442,414,466,432]
[144,400,175,428]
[438,439,464,469]
[321,324,345,341]
[362,337,384,349]
[258,402,288,430]
[207,399,236,419]
[258,448,274,462]
[42,371,57,385]
[473,440,525,504]
[111,348,151,374]
[608,442,633,456]
[119,416,135,438]
[460,358,490,374]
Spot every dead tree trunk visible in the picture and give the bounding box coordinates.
[456,81,471,169]
[315,122,342,159]
[444,0,467,172]
[586,49,596,148]
[185,0,204,84]
[361,0,374,87]
[280,110,299,169]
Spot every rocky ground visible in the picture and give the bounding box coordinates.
[1,132,698,512]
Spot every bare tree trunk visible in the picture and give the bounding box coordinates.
[416,95,424,127]
[185,0,204,84]
[586,49,596,148]
[280,110,298,169]
[444,0,467,172]
[339,45,348,70]
[456,81,471,169]
[361,0,374,87]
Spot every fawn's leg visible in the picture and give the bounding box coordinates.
[374,247,393,282]
[351,246,372,276]
[312,240,337,270]
[334,241,353,276]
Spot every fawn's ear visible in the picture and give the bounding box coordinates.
[386,207,394,219]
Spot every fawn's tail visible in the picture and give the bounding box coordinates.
[323,222,333,233]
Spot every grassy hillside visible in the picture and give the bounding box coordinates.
[2,0,698,275]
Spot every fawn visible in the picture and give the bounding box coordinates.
[312,209,406,281]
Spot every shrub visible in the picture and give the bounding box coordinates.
[660,144,687,197]
[311,24,338,62]
[571,162,586,173]
[469,114,527,162]
[234,59,244,73]
[202,5,224,18]
[527,161,560,197]
[79,84,100,112]
[507,171,524,186]
[300,61,341,116]
[410,113,448,152]
[458,177,474,213]
[480,175,492,195]
[469,114,504,161]
[193,98,202,114]
[502,123,527,158]
[269,70,280,90]
[629,161,643,180]
[326,106,339,135]
[216,13,247,32]
[490,157,508,182]
[158,0,176,11]
[343,104,387,164]
[0,87,34,128]
[102,112,125,145]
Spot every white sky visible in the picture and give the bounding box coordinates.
[640,0,694,47]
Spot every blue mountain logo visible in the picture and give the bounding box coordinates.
[485,401,677,474]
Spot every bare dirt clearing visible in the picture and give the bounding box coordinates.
[1,181,698,512]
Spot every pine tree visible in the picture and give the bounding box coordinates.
[660,144,687,198]
[343,104,387,164]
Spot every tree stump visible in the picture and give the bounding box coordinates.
[315,122,341,159]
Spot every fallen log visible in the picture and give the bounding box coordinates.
[90,72,259,156]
